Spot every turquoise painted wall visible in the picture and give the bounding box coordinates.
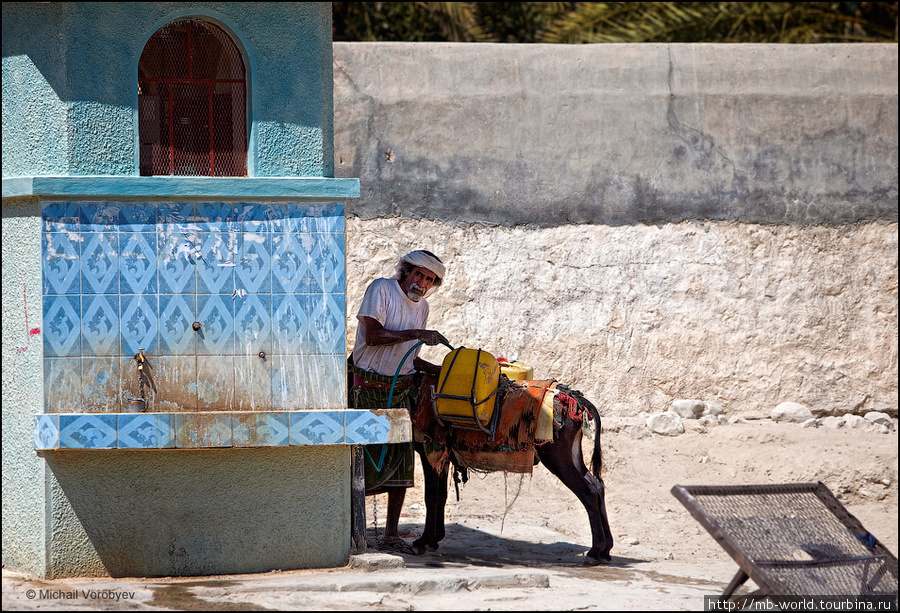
[2,2,361,578]
[2,2,335,178]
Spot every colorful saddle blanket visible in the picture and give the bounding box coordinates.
[414,378,592,474]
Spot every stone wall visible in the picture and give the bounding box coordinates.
[334,43,898,419]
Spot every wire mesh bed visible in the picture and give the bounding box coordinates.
[671,482,898,607]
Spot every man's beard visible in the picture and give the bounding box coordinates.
[406,283,425,302]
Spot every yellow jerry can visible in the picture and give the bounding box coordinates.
[500,360,534,381]
[435,347,500,429]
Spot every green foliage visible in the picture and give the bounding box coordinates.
[332,2,899,43]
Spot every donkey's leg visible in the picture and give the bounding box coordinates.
[537,433,613,564]
[413,443,449,554]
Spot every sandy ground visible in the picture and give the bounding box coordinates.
[3,417,897,610]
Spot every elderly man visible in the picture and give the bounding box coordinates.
[349,250,449,553]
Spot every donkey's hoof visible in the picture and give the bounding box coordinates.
[583,554,612,566]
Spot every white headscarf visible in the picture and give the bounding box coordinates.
[391,250,446,298]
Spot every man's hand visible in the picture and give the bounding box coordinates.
[418,330,449,347]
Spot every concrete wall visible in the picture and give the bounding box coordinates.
[2,197,46,576]
[334,43,898,419]
[42,446,349,577]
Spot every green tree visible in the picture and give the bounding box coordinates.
[332,2,899,43]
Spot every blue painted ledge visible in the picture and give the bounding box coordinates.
[3,176,360,200]
[34,410,411,450]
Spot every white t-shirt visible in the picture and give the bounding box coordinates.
[352,277,430,376]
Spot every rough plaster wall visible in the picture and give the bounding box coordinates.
[43,446,350,578]
[346,218,898,418]
[336,43,899,419]
[1,197,47,576]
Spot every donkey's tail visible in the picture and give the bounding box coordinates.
[565,388,603,480]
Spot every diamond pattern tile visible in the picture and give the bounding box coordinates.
[41,200,346,415]
[233,412,290,447]
[290,410,344,445]
[59,414,117,448]
[34,414,60,450]
[118,413,174,448]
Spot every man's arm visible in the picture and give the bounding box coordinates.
[359,316,448,348]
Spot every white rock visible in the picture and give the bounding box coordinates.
[802,418,820,428]
[728,415,749,425]
[647,412,685,436]
[698,415,718,428]
[622,424,652,440]
[864,411,894,428]
[670,399,705,419]
[771,402,814,423]
[845,414,871,429]
[703,402,725,417]
[822,415,846,429]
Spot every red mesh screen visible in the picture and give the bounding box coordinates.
[139,19,247,176]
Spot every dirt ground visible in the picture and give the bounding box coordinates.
[3,416,897,611]
[377,416,899,568]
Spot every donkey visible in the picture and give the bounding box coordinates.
[409,374,614,565]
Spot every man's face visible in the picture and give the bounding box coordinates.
[398,266,437,302]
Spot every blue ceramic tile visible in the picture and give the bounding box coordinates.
[59,414,117,449]
[307,354,345,409]
[43,232,81,295]
[81,294,119,356]
[271,355,310,410]
[309,294,345,355]
[272,294,310,354]
[233,412,290,447]
[236,231,272,294]
[234,294,271,352]
[120,294,158,356]
[158,229,198,294]
[234,354,273,410]
[195,202,236,231]
[43,358,82,412]
[236,202,275,232]
[42,201,82,231]
[81,202,119,232]
[157,202,195,227]
[309,233,345,294]
[290,410,344,445]
[118,413,174,448]
[196,231,237,294]
[149,356,196,411]
[43,295,81,357]
[271,231,311,293]
[196,294,234,355]
[34,414,60,450]
[174,413,232,448]
[119,232,158,294]
[159,293,196,355]
[82,356,120,410]
[81,231,119,294]
[269,202,310,233]
[197,355,235,410]
[310,202,345,233]
[119,202,157,231]
[345,410,395,445]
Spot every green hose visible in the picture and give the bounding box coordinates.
[386,339,454,408]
